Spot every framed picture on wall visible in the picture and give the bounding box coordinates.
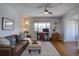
[2,17,14,30]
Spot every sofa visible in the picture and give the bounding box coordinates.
[0,34,29,56]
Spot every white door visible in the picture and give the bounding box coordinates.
[64,19,78,41]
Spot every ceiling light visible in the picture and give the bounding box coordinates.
[44,11,48,14]
[44,9,49,14]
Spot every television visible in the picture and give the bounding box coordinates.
[43,28,49,32]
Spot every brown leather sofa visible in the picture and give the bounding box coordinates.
[0,35,29,56]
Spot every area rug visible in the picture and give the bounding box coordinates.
[21,42,60,56]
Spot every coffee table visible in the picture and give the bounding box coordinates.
[28,41,41,54]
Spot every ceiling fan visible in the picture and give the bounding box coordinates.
[44,7,52,14]
[38,3,62,15]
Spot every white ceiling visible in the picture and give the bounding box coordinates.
[2,3,79,17]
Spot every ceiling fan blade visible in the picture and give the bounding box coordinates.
[48,11,53,14]
[44,8,53,14]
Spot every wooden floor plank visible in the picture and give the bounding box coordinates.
[51,40,79,56]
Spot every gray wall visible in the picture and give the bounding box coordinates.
[0,4,21,36]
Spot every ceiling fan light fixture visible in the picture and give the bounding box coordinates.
[44,11,48,14]
[44,9,49,14]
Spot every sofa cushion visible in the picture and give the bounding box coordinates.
[0,36,10,45]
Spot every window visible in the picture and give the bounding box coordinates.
[34,22,50,32]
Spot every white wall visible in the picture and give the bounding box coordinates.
[23,17,61,40]
[0,4,21,36]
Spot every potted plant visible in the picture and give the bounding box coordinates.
[53,26,57,32]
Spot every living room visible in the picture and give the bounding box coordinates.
[0,3,79,56]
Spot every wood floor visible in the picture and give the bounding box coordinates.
[51,40,79,56]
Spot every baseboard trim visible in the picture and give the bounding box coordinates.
[63,40,77,42]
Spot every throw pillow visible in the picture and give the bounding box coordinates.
[0,36,10,45]
[17,33,27,41]
[24,33,27,38]
[17,33,24,41]
[24,38,32,44]
[5,36,16,46]
[16,34,22,41]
